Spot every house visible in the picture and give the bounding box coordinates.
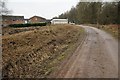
[1,15,25,27]
[0,15,47,27]
[51,19,68,24]
[28,16,46,23]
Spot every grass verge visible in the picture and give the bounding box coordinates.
[85,24,119,40]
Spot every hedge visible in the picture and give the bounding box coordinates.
[9,23,47,28]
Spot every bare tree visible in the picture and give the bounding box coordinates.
[0,0,12,15]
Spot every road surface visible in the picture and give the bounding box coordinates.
[50,25,118,78]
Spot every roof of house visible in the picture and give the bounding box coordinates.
[29,16,46,20]
[1,15,24,20]
[1,15,24,17]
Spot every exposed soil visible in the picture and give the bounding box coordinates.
[49,25,118,78]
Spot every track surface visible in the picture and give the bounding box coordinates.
[50,25,118,78]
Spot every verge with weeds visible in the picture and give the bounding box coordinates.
[85,24,119,39]
[2,24,85,78]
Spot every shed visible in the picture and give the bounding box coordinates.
[51,19,68,24]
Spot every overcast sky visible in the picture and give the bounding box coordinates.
[7,0,79,19]
[7,0,118,19]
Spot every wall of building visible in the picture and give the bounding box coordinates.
[29,16,46,23]
[12,20,25,24]
[51,19,68,24]
[2,20,25,27]
[2,15,25,27]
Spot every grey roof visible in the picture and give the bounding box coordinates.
[29,16,46,20]
[2,15,24,20]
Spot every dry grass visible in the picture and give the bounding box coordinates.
[2,24,85,78]
[2,26,41,36]
[101,25,119,39]
[85,24,119,39]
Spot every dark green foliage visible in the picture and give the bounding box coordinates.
[98,3,118,24]
[9,23,47,28]
[118,2,120,24]
[56,2,119,25]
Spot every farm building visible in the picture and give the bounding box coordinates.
[1,15,25,27]
[28,16,46,23]
[51,19,68,24]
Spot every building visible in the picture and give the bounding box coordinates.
[51,19,68,24]
[28,16,46,23]
[24,19,29,23]
[1,15,25,27]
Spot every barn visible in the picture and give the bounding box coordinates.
[51,19,68,24]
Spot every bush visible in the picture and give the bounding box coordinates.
[9,23,47,28]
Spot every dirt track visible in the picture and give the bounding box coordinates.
[50,25,118,78]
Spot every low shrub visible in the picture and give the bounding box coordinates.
[9,23,47,28]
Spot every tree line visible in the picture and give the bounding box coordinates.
[54,2,119,24]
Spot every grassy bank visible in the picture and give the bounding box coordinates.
[2,24,85,78]
[85,24,119,39]
[100,25,119,39]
